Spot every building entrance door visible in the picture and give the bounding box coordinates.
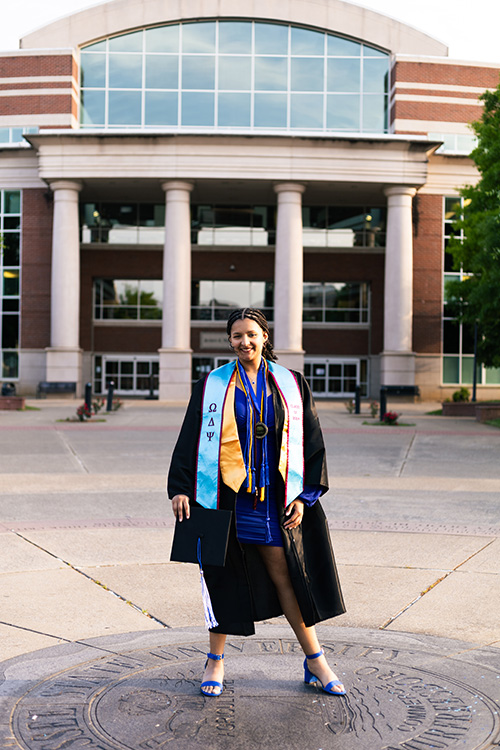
[192,356,235,387]
[304,358,362,398]
[94,355,159,395]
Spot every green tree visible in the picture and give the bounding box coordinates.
[447,83,500,368]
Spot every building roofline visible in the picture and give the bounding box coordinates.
[26,129,442,153]
[19,0,448,57]
[0,48,75,57]
[396,54,500,69]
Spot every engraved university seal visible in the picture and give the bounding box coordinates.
[8,638,500,750]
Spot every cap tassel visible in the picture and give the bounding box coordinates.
[197,538,219,629]
[265,516,272,543]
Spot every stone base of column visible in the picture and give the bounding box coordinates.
[158,348,192,402]
[380,351,416,386]
[45,347,83,395]
[415,354,446,400]
[273,350,305,373]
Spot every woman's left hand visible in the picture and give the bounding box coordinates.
[283,499,305,530]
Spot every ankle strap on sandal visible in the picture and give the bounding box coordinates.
[305,649,324,660]
[207,652,224,661]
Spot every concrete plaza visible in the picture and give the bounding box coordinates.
[0,398,499,749]
[1,397,499,657]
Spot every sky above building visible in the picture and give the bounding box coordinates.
[1,0,499,65]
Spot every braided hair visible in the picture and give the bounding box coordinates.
[226,308,278,362]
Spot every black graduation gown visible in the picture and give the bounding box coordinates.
[167,369,346,636]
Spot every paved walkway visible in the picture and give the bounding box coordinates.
[0,398,499,749]
[0,398,499,657]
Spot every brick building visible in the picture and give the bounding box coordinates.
[1,0,499,400]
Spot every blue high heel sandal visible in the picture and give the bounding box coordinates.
[304,649,346,696]
[200,652,224,697]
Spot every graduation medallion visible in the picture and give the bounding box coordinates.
[255,421,268,439]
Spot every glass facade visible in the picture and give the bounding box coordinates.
[192,205,275,246]
[93,277,369,327]
[302,206,386,247]
[80,21,389,133]
[303,282,369,323]
[0,127,38,146]
[0,190,21,380]
[94,279,162,320]
[429,132,477,155]
[192,204,386,247]
[82,201,386,248]
[442,196,500,386]
[81,202,165,244]
[191,280,274,321]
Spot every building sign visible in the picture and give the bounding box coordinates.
[200,332,229,350]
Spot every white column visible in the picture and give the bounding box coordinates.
[45,179,83,391]
[273,183,305,371]
[380,186,417,385]
[158,180,194,401]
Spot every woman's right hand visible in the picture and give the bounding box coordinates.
[171,494,190,521]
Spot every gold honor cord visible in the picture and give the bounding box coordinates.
[236,360,268,502]
[219,373,247,493]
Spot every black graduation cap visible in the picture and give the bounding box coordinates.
[170,506,232,567]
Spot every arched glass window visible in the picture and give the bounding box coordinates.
[80,21,389,134]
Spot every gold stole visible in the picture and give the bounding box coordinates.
[219,372,247,492]
[219,371,289,494]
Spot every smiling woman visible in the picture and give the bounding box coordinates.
[168,306,346,697]
[228,317,269,370]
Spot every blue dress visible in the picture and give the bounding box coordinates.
[234,387,321,547]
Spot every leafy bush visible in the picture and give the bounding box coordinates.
[76,403,91,422]
[92,397,105,414]
[112,398,123,411]
[452,387,470,402]
[345,399,355,413]
[383,411,400,425]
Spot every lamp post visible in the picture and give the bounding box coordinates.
[472,321,478,402]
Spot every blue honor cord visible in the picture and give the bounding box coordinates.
[236,359,269,500]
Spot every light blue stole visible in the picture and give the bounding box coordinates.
[195,360,304,509]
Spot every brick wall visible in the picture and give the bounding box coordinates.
[304,252,385,355]
[194,249,382,357]
[412,194,443,354]
[0,56,73,78]
[20,189,53,348]
[94,326,161,353]
[304,328,370,356]
[392,59,500,132]
[193,250,274,280]
[82,247,385,357]
[0,52,75,126]
[395,101,483,125]
[30,231,438,359]
[80,248,163,350]
[395,61,500,88]
[0,96,73,117]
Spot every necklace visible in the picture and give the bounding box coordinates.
[236,360,269,442]
[236,359,270,503]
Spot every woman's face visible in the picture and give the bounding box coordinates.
[229,318,268,367]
